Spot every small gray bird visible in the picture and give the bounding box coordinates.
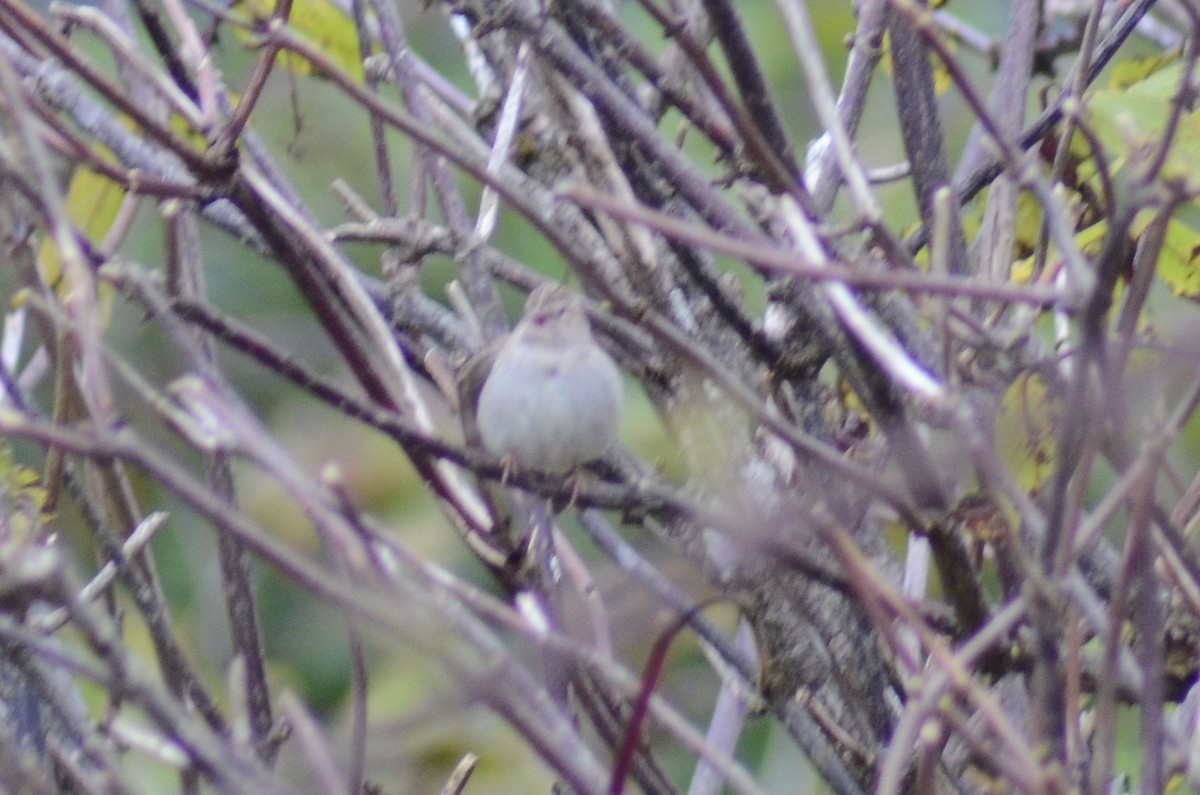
[476,285,623,474]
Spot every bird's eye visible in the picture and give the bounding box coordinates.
[534,308,564,326]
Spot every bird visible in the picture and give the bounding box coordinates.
[475,284,623,475]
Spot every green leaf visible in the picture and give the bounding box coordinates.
[1085,59,1200,191]
[1106,52,1179,91]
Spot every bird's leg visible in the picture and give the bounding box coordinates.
[562,468,586,511]
[498,453,521,485]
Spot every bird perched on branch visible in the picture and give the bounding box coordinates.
[476,284,623,475]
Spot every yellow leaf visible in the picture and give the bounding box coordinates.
[1011,219,1107,285]
[994,373,1061,496]
[35,165,121,327]
[1010,257,1034,284]
[37,166,125,289]
[1153,217,1200,299]
[0,446,53,545]
[231,0,363,80]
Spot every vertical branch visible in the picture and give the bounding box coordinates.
[810,0,888,212]
[163,203,276,762]
[698,0,803,187]
[886,0,968,274]
[349,0,398,217]
[969,0,1038,284]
